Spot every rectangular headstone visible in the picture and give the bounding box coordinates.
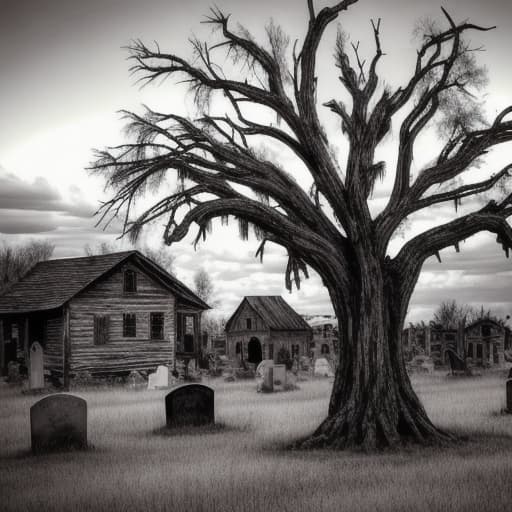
[263,366,273,392]
[29,342,44,390]
[147,365,169,390]
[273,364,286,389]
[507,379,512,413]
[31,394,87,454]
[165,384,214,428]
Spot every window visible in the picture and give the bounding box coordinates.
[482,325,491,337]
[291,344,300,357]
[476,344,483,359]
[150,313,164,340]
[321,343,330,354]
[467,343,474,358]
[124,270,137,293]
[445,333,455,341]
[123,313,136,337]
[177,313,195,353]
[268,343,274,360]
[94,315,110,345]
[246,318,252,330]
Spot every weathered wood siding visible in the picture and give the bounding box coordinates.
[227,302,267,333]
[68,262,175,374]
[225,302,311,362]
[44,312,63,374]
[269,331,311,358]
[225,301,268,359]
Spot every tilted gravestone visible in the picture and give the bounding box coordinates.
[165,384,214,428]
[507,379,512,413]
[30,394,87,454]
[29,342,44,390]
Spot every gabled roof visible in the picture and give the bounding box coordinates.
[225,296,312,332]
[0,250,209,314]
[465,318,504,331]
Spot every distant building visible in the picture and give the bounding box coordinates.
[465,318,510,366]
[402,318,511,367]
[0,251,209,384]
[224,296,312,366]
[306,316,339,362]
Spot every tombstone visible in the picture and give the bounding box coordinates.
[29,342,44,390]
[165,384,214,428]
[507,379,512,413]
[314,357,334,377]
[147,365,169,390]
[256,359,274,379]
[31,394,87,454]
[272,364,286,389]
[262,366,273,392]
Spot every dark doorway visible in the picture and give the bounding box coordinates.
[248,337,262,365]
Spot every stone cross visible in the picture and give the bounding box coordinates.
[29,342,44,390]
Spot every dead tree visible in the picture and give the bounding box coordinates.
[91,1,512,449]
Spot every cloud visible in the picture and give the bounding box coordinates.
[0,171,95,217]
[0,170,99,234]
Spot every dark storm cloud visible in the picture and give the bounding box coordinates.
[0,171,98,234]
[0,210,58,234]
[0,173,62,211]
[0,172,95,217]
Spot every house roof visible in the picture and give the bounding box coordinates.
[465,318,504,331]
[0,250,209,314]
[225,296,312,332]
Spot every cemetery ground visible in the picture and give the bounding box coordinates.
[1,374,512,512]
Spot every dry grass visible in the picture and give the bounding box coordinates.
[1,372,512,511]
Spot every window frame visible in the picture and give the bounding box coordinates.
[93,315,110,345]
[123,313,137,338]
[150,312,165,341]
[123,269,137,293]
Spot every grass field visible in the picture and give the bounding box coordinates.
[1,372,512,511]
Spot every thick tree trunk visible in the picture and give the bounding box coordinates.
[299,254,456,451]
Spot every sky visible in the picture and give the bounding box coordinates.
[1,0,512,322]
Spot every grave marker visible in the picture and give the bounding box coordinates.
[165,384,214,428]
[263,366,273,392]
[30,394,87,454]
[273,364,286,390]
[148,365,169,390]
[29,342,44,390]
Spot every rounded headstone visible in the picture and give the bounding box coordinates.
[165,384,214,428]
[30,394,87,454]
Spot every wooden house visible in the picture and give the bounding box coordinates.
[224,296,312,366]
[0,251,209,385]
